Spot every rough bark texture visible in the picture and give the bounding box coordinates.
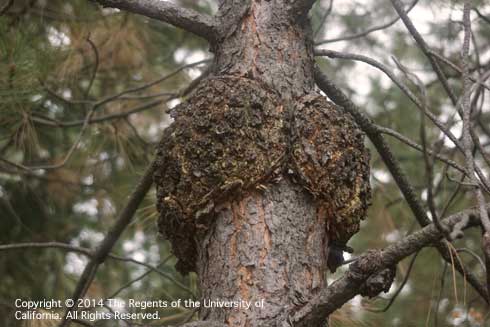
[212,0,315,99]
[153,1,371,326]
[198,179,327,326]
[155,77,286,273]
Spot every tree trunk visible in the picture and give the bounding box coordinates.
[196,4,328,326]
[198,179,328,326]
[154,1,370,326]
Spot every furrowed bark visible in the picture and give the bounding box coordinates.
[198,179,328,326]
[212,0,315,99]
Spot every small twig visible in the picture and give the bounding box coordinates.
[457,248,486,272]
[434,262,448,327]
[474,7,490,25]
[59,163,155,327]
[392,56,449,239]
[368,251,420,313]
[445,172,478,188]
[30,106,97,170]
[315,0,418,45]
[92,59,209,109]
[461,1,490,300]
[376,126,465,173]
[32,99,166,128]
[313,0,334,38]
[106,255,171,299]
[429,50,490,92]
[0,242,193,296]
[389,0,458,105]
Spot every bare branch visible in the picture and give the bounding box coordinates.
[376,125,465,174]
[389,0,458,104]
[291,205,485,325]
[314,67,489,303]
[90,0,217,42]
[315,48,490,192]
[315,0,418,45]
[313,0,333,38]
[0,242,194,297]
[461,1,490,298]
[59,163,155,327]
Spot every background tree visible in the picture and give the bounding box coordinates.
[0,0,489,326]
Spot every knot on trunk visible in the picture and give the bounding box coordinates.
[154,76,371,273]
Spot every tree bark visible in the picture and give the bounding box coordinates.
[197,2,326,326]
[198,179,328,326]
[154,1,370,326]
[212,0,315,99]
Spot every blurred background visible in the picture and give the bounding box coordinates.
[0,0,489,326]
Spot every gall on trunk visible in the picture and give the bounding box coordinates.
[153,76,371,274]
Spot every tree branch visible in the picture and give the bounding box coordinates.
[314,67,489,303]
[0,242,194,297]
[461,0,490,299]
[90,0,217,42]
[291,205,485,326]
[376,125,465,174]
[59,163,155,327]
[389,0,457,105]
[315,49,490,193]
[315,0,418,45]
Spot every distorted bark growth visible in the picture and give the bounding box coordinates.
[154,77,286,273]
[154,78,370,273]
[291,94,371,244]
